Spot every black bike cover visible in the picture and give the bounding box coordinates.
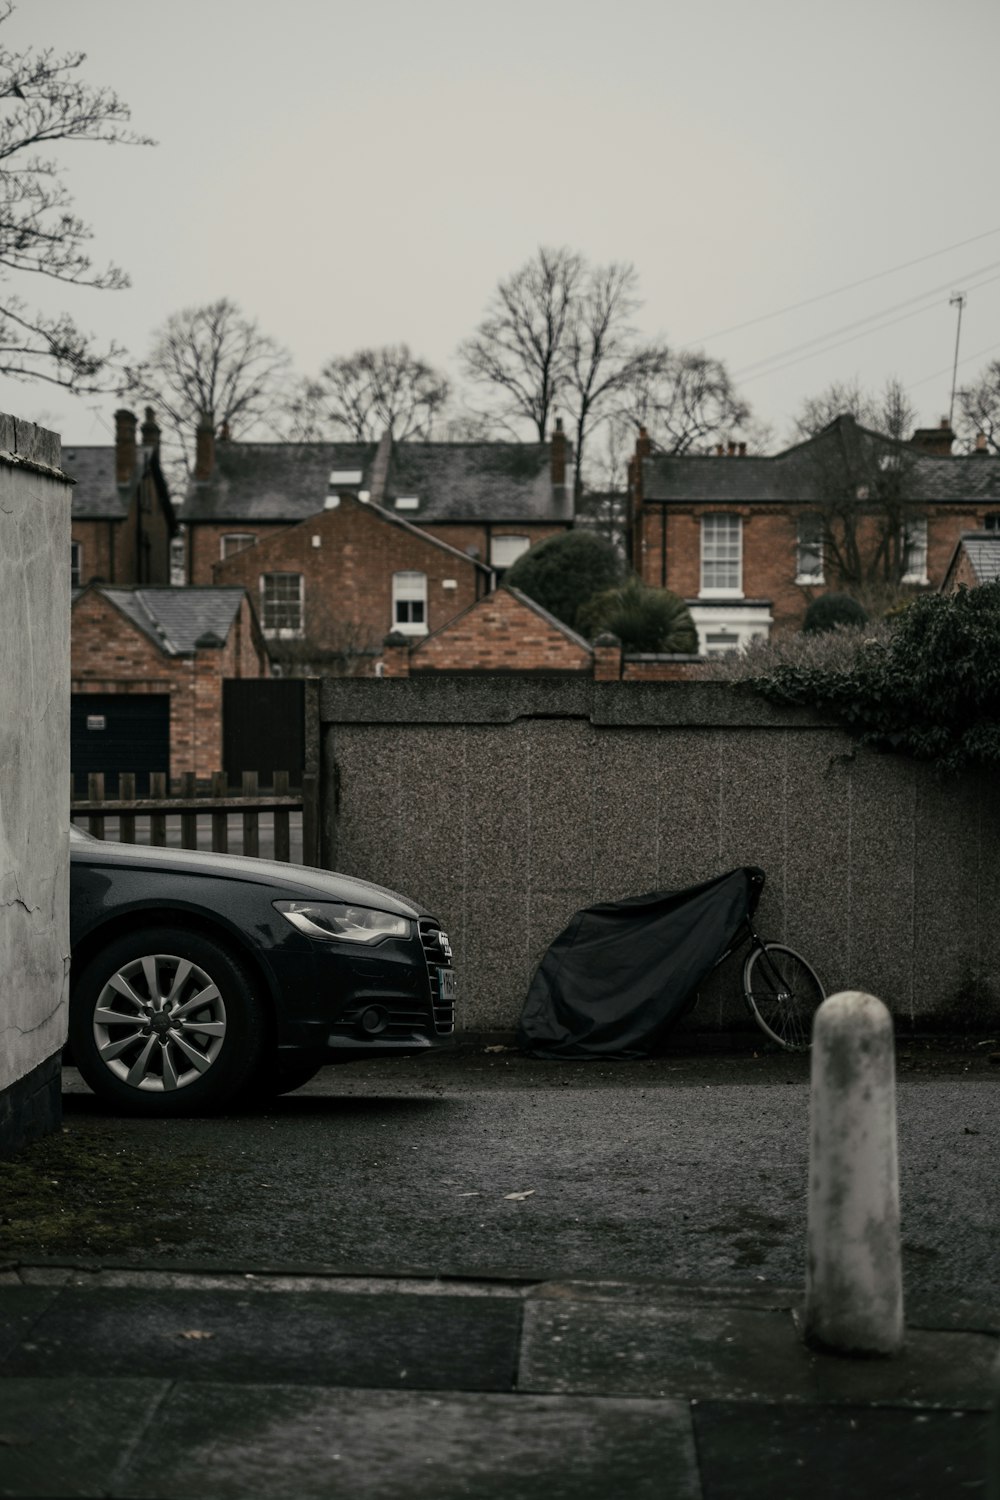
[517,866,765,1060]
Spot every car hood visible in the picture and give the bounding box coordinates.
[70,840,430,920]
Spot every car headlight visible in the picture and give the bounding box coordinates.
[274,900,410,944]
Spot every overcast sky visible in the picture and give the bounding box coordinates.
[4,0,1000,455]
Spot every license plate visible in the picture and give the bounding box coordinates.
[438,968,458,1001]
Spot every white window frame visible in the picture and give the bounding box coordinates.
[392,570,428,636]
[70,540,82,587]
[901,517,928,584]
[700,515,743,597]
[220,532,257,560]
[795,514,824,585]
[260,572,304,637]
[490,534,530,571]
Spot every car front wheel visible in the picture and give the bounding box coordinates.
[70,928,266,1116]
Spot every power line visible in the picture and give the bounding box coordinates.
[907,339,1000,393]
[695,225,1000,345]
[733,265,1000,385]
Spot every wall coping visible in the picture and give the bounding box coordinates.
[319,677,839,729]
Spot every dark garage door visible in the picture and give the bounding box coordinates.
[223,679,305,787]
[71,694,170,796]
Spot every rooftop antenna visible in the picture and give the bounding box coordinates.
[948,292,966,427]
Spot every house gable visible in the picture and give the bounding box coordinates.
[404,585,593,673]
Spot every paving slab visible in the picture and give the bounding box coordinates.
[1,1287,522,1392]
[691,1401,991,1500]
[0,1289,59,1364]
[118,1385,699,1500]
[519,1299,999,1407]
[0,1377,168,1499]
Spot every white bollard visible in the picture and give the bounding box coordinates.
[804,990,904,1356]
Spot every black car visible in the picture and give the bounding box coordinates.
[68,826,456,1115]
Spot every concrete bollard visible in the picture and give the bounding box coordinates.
[804,990,904,1356]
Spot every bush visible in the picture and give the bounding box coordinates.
[802,592,869,634]
[578,578,698,653]
[505,531,623,632]
[746,583,1000,775]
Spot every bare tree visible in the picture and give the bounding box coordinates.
[956,360,1000,453]
[284,344,449,443]
[125,298,291,480]
[460,246,584,441]
[0,3,152,389]
[563,261,646,499]
[613,344,751,456]
[793,378,923,609]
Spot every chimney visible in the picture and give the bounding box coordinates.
[715,444,724,456]
[727,441,737,456]
[140,406,160,453]
[194,413,215,481]
[910,418,955,456]
[738,441,747,457]
[637,425,652,460]
[592,632,622,682]
[114,409,137,485]
[975,432,989,454]
[551,417,566,487]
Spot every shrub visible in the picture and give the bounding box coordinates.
[802,592,869,634]
[577,578,698,653]
[505,531,623,632]
[745,583,1000,775]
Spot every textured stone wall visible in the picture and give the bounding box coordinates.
[0,417,71,1149]
[319,678,999,1035]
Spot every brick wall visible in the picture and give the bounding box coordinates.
[213,497,485,660]
[187,522,285,585]
[71,518,117,585]
[408,587,591,673]
[417,521,569,565]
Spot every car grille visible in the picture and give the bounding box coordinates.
[420,919,456,1035]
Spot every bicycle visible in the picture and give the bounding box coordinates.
[713,913,826,1051]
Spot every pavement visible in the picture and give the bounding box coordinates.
[0,1258,997,1499]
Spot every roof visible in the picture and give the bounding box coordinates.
[947,531,1000,586]
[641,416,1000,506]
[75,585,247,656]
[184,437,570,525]
[411,584,592,658]
[64,446,128,519]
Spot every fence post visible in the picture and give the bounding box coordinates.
[804,990,903,1356]
[242,770,259,857]
[119,772,136,844]
[87,772,105,840]
[274,769,290,863]
[180,771,198,850]
[211,770,228,854]
[150,771,167,847]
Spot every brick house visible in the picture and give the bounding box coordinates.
[71,585,268,784]
[627,415,1000,653]
[67,409,177,587]
[380,584,702,682]
[179,421,573,671]
[941,531,1000,592]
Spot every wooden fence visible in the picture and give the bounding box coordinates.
[70,770,318,865]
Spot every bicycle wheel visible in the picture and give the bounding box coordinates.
[742,942,825,1051]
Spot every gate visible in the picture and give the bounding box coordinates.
[223,679,305,788]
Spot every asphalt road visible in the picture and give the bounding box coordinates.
[53,1044,999,1310]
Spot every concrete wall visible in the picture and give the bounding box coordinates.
[0,417,71,1151]
[318,678,999,1035]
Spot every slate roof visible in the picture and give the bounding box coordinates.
[64,446,128,519]
[951,532,1000,584]
[184,438,570,524]
[641,416,1000,506]
[77,586,247,656]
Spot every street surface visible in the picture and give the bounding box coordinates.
[52,1043,998,1309]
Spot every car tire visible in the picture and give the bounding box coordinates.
[69,928,267,1117]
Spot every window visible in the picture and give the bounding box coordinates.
[169,534,186,586]
[392,571,427,635]
[221,532,257,559]
[70,541,82,587]
[984,514,1000,533]
[260,573,304,635]
[901,517,928,584]
[700,515,742,596]
[795,515,824,584]
[490,534,530,581]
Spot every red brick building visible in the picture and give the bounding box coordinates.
[179,422,574,672]
[628,415,1000,652]
[941,531,1000,592]
[67,409,177,587]
[71,585,267,782]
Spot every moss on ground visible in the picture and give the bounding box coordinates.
[0,1120,210,1256]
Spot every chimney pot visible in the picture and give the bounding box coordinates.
[975,432,989,454]
[194,413,216,481]
[636,425,652,459]
[738,441,747,457]
[114,408,137,486]
[727,441,736,456]
[140,407,160,452]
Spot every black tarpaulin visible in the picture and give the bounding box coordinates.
[517,867,765,1059]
